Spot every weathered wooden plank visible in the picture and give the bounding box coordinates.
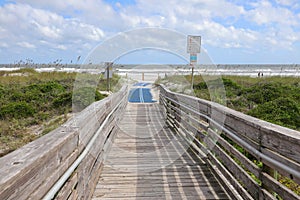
[261,173,300,200]
[260,189,277,200]
[92,103,231,200]
[78,155,99,196]
[94,192,228,199]
[208,128,261,178]
[95,181,222,189]
[99,170,214,177]
[75,96,127,199]
[169,98,208,130]
[206,152,254,200]
[85,164,104,200]
[260,126,300,164]
[261,148,300,184]
[173,93,210,116]
[55,172,78,200]
[222,124,261,152]
[171,107,207,141]
[93,186,228,195]
[30,150,78,199]
[206,137,260,199]
[222,108,262,144]
[0,126,78,200]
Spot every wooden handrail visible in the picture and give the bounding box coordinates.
[159,84,300,200]
[0,86,128,200]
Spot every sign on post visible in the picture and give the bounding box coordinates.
[187,35,201,90]
[187,35,201,54]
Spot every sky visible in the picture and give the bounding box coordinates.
[0,0,300,64]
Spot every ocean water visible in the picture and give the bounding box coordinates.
[1,64,299,82]
[115,64,300,82]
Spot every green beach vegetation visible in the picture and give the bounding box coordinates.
[158,74,300,130]
[0,68,120,157]
[191,75,300,131]
[158,74,300,131]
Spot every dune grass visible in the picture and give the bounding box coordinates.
[0,68,120,157]
[188,75,300,131]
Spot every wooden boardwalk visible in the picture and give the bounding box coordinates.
[92,103,231,200]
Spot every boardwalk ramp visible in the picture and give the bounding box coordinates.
[92,97,231,199]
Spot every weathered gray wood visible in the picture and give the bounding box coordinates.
[222,123,261,152]
[208,128,261,178]
[76,119,118,199]
[55,172,78,200]
[160,84,300,200]
[68,190,78,200]
[223,111,261,144]
[169,103,208,135]
[260,126,300,164]
[165,95,208,127]
[92,103,231,200]
[67,86,128,200]
[30,150,79,199]
[173,119,260,199]
[0,126,78,200]
[261,172,300,200]
[207,138,260,199]
[206,152,254,200]
[260,188,277,200]
[261,148,300,184]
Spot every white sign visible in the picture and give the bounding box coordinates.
[187,35,201,53]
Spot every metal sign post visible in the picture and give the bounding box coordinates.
[104,62,113,92]
[187,35,201,90]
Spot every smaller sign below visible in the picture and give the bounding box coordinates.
[190,53,197,64]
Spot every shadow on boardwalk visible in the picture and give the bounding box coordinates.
[92,104,230,200]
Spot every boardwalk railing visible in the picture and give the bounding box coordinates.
[0,86,128,200]
[159,85,300,200]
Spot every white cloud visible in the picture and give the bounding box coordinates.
[0,3,104,41]
[0,0,300,63]
[56,44,67,50]
[275,0,290,5]
[0,42,8,48]
[240,0,300,50]
[17,41,36,48]
[13,0,123,30]
[117,0,300,51]
[113,0,257,50]
[0,3,106,63]
[191,20,259,48]
[275,0,299,7]
[133,0,245,20]
[247,1,298,26]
